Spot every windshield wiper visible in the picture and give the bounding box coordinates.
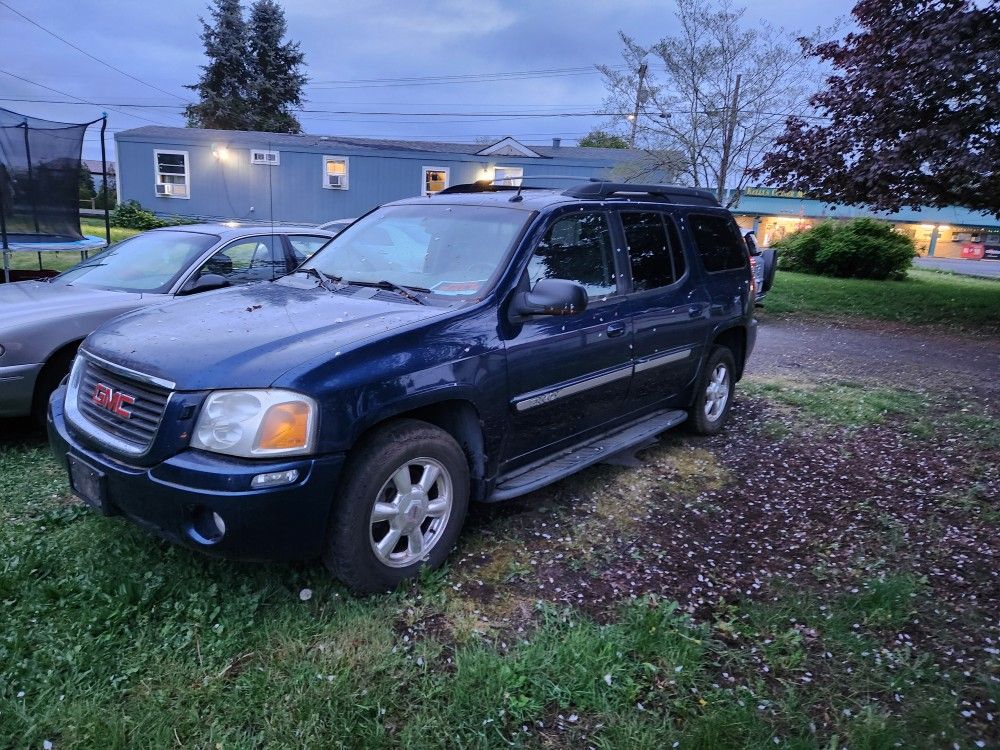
[352,279,429,305]
[296,267,342,290]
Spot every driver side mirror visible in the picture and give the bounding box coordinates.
[179,273,230,296]
[513,278,588,317]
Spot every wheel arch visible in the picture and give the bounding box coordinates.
[711,325,748,381]
[351,398,489,501]
[32,338,83,412]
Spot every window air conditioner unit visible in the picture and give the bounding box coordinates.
[251,149,280,165]
[327,174,344,188]
[156,183,174,196]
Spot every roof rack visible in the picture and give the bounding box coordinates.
[436,178,722,208]
[562,180,721,207]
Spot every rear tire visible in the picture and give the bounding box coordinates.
[688,346,736,435]
[323,419,470,594]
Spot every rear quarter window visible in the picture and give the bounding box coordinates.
[689,214,748,273]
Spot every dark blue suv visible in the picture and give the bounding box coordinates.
[48,181,757,593]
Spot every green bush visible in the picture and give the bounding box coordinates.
[109,200,196,231]
[774,219,914,280]
[110,200,167,230]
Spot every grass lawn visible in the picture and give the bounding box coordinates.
[3,220,140,274]
[764,267,1000,334]
[1,372,997,748]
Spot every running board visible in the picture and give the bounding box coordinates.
[489,409,687,501]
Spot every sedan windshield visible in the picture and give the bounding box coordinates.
[300,204,529,300]
[52,231,220,293]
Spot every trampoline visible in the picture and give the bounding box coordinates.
[1,234,107,282]
[0,107,112,283]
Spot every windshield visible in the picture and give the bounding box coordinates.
[51,231,220,293]
[301,204,529,300]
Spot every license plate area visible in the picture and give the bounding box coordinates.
[68,454,114,515]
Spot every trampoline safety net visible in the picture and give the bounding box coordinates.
[0,107,89,244]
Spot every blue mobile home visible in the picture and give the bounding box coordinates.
[115,126,666,225]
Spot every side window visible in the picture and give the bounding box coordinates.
[197,236,280,283]
[690,214,748,273]
[621,212,686,291]
[528,212,617,299]
[287,235,331,265]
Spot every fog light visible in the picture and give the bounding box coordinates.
[251,469,300,488]
[190,505,226,544]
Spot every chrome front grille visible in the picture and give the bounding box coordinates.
[76,359,170,451]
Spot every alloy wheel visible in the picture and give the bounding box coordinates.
[369,457,453,568]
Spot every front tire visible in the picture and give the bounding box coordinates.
[688,346,736,435]
[323,419,470,594]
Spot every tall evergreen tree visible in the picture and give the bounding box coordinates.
[246,0,307,133]
[185,0,250,129]
[185,0,307,132]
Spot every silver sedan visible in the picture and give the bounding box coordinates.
[0,223,334,422]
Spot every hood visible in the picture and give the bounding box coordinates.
[83,279,450,390]
[0,280,145,329]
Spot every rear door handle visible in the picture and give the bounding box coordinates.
[606,322,626,337]
[688,305,704,318]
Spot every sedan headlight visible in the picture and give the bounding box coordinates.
[190,389,318,457]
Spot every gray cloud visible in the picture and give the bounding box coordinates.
[0,0,854,158]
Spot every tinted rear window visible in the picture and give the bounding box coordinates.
[689,215,747,273]
[621,212,686,291]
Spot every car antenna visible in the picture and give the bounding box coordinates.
[500,175,592,203]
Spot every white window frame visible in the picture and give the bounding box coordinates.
[322,156,350,190]
[421,166,450,196]
[153,149,190,199]
[250,148,280,166]
[493,166,524,186]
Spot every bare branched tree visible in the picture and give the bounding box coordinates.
[598,0,821,206]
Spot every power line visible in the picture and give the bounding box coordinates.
[0,0,192,104]
[0,70,172,126]
[0,97,830,123]
[309,66,620,86]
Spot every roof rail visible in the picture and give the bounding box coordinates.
[562,180,721,207]
[437,180,531,195]
[437,175,594,196]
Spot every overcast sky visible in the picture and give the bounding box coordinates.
[0,0,855,159]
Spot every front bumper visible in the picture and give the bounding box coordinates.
[0,361,42,418]
[48,386,345,562]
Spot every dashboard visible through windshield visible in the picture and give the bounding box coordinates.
[52,231,220,293]
[299,204,529,301]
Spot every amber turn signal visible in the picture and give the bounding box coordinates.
[257,402,311,450]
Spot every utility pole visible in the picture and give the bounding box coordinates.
[628,61,648,148]
[718,73,742,204]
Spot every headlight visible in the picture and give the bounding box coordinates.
[190,389,318,457]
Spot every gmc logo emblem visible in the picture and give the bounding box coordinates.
[92,383,135,419]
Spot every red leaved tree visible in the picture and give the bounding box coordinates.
[759,0,1000,216]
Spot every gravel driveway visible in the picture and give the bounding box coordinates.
[749,316,1000,399]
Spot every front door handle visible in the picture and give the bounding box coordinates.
[606,322,626,337]
[688,305,704,318]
